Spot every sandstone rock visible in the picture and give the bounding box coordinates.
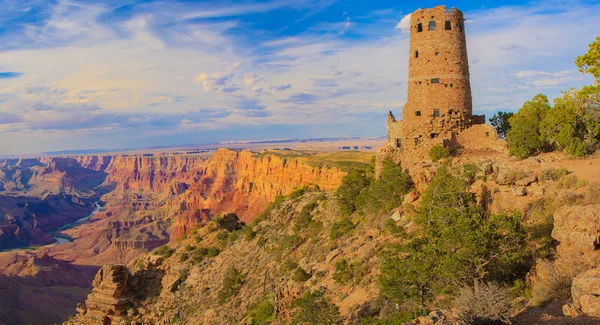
[568,268,600,317]
[515,175,537,186]
[511,187,527,196]
[552,204,600,266]
[390,210,401,222]
[403,190,419,205]
[79,264,132,325]
[563,303,581,317]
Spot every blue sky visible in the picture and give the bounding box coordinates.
[0,0,599,155]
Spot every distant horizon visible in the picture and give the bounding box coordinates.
[0,135,386,158]
[1,0,599,155]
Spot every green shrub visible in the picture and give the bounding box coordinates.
[333,259,364,284]
[153,245,173,259]
[293,211,313,232]
[506,94,551,158]
[356,159,413,214]
[557,174,581,189]
[429,145,450,162]
[191,247,221,264]
[540,168,569,181]
[247,296,276,325]
[490,111,514,139]
[281,260,299,273]
[217,267,245,304]
[180,253,189,262]
[335,169,371,217]
[329,218,355,239]
[215,213,245,231]
[379,164,529,307]
[292,267,311,282]
[290,291,342,325]
[290,187,307,199]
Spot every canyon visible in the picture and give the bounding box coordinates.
[0,149,347,324]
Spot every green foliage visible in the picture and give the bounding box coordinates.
[428,145,450,162]
[292,267,311,282]
[247,296,276,325]
[506,40,600,158]
[290,186,307,199]
[506,94,551,158]
[293,201,318,233]
[379,164,529,308]
[356,159,414,214]
[575,36,600,93]
[333,259,364,284]
[329,217,355,239]
[489,111,514,139]
[290,291,342,325]
[540,168,569,181]
[153,244,173,259]
[281,259,299,273]
[217,267,245,304]
[191,247,221,264]
[214,213,245,232]
[179,253,189,262]
[335,168,371,217]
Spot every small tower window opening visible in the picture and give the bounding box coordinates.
[434,109,440,117]
[395,138,402,148]
[428,21,437,30]
[431,78,440,84]
[435,52,439,56]
[450,83,454,87]
[417,23,423,32]
[444,84,448,88]
[458,23,463,32]
[415,50,419,58]
[445,21,452,30]
[430,133,438,139]
[415,110,421,117]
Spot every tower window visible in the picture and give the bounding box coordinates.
[458,23,463,32]
[445,21,452,30]
[431,78,440,84]
[435,52,439,56]
[434,109,440,117]
[415,50,419,58]
[415,110,421,117]
[428,21,437,30]
[417,23,423,32]
[450,83,453,87]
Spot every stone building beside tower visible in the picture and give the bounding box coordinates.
[380,5,505,170]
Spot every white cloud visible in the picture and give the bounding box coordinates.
[395,13,411,32]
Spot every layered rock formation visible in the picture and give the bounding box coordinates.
[76,264,131,325]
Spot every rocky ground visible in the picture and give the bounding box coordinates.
[64,150,600,325]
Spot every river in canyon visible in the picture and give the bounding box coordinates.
[51,201,103,245]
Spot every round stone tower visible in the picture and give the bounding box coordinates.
[401,5,473,149]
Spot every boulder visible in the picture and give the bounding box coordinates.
[515,175,537,186]
[552,204,600,265]
[565,268,600,317]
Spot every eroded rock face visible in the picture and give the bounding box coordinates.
[78,264,131,325]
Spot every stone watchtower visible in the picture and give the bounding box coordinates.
[381,5,502,171]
